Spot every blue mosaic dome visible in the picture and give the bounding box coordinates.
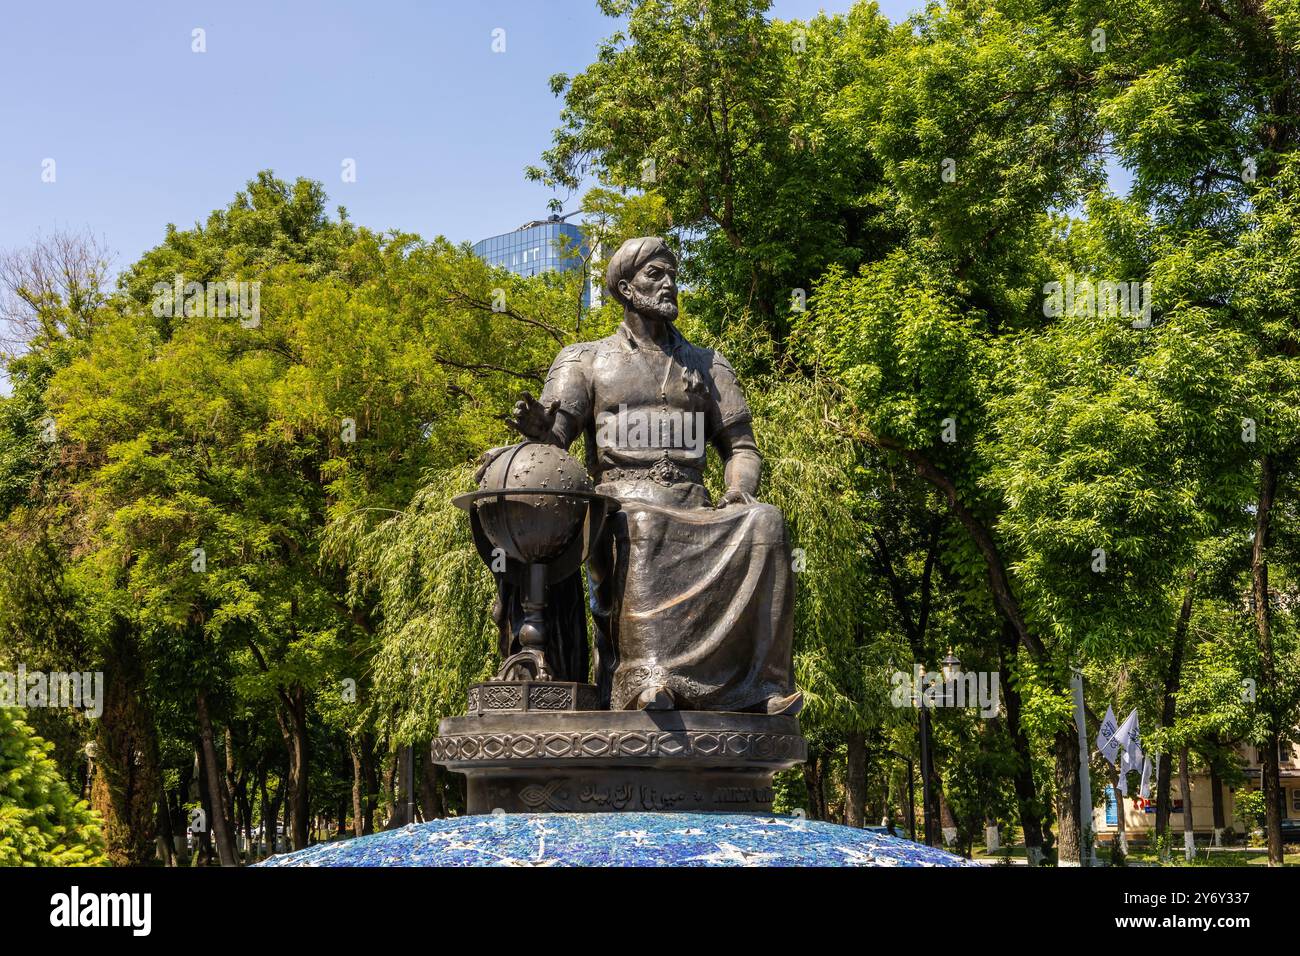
[257,813,981,867]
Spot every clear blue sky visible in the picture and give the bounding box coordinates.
[0,0,922,274]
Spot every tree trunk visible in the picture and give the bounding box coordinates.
[881,763,895,830]
[984,816,999,853]
[802,753,824,821]
[290,688,310,850]
[222,728,235,827]
[389,745,413,829]
[155,784,177,866]
[193,747,214,865]
[845,731,868,828]
[817,753,831,820]
[275,685,310,851]
[1155,575,1195,860]
[1110,769,1127,859]
[1260,734,1284,865]
[235,776,252,862]
[997,623,1043,863]
[904,758,916,840]
[223,726,244,856]
[401,744,414,825]
[258,773,271,857]
[169,788,187,863]
[266,775,284,858]
[382,751,397,828]
[335,794,348,838]
[89,615,160,866]
[420,746,447,821]
[196,690,238,866]
[361,733,378,834]
[173,758,193,862]
[351,740,367,838]
[81,752,93,801]
[248,765,266,859]
[1179,747,1195,862]
[1054,727,1082,866]
[1251,453,1284,866]
[1210,763,1226,847]
[938,787,958,849]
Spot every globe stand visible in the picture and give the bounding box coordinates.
[451,478,621,687]
[497,562,553,681]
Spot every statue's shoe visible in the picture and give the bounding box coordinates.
[635,685,676,710]
[763,691,804,716]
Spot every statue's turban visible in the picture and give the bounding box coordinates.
[605,237,678,305]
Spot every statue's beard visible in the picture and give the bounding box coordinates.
[628,287,679,322]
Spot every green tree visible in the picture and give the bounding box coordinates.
[531,0,897,335]
[0,708,105,866]
[1096,0,1300,862]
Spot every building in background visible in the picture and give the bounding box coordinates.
[1093,736,1300,846]
[472,216,594,308]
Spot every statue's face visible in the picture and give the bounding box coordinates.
[620,255,678,321]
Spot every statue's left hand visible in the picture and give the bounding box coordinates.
[716,489,758,509]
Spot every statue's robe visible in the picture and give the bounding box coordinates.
[539,321,796,711]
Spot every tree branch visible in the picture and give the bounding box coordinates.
[832,417,1046,662]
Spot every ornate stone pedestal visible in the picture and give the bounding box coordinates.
[432,700,806,814]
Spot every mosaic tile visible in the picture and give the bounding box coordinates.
[256,813,982,867]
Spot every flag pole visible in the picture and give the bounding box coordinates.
[1071,668,1097,866]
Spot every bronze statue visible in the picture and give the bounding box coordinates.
[493,237,802,716]
[439,237,807,813]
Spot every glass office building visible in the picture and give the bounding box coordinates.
[472,219,592,306]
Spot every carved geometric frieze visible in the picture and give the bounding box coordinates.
[431,729,805,766]
[465,681,599,715]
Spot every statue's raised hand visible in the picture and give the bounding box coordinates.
[506,392,560,442]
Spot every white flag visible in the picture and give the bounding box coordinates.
[1096,705,1121,766]
[1119,739,1144,795]
[1113,710,1140,793]
[1124,711,1143,768]
[1114,708,1137,753]
[1139,752,1153,800]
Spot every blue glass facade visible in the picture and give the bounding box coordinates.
[473,220,591,306]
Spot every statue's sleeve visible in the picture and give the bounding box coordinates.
[538,343,592,447]
[708,351,754,432]
[707,350,762,496]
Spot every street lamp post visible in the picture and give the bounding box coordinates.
[1070,667,1097,867]
[918,698,936,846]
[936,650,961,848]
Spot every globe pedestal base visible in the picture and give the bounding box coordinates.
[432,709,806,814]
